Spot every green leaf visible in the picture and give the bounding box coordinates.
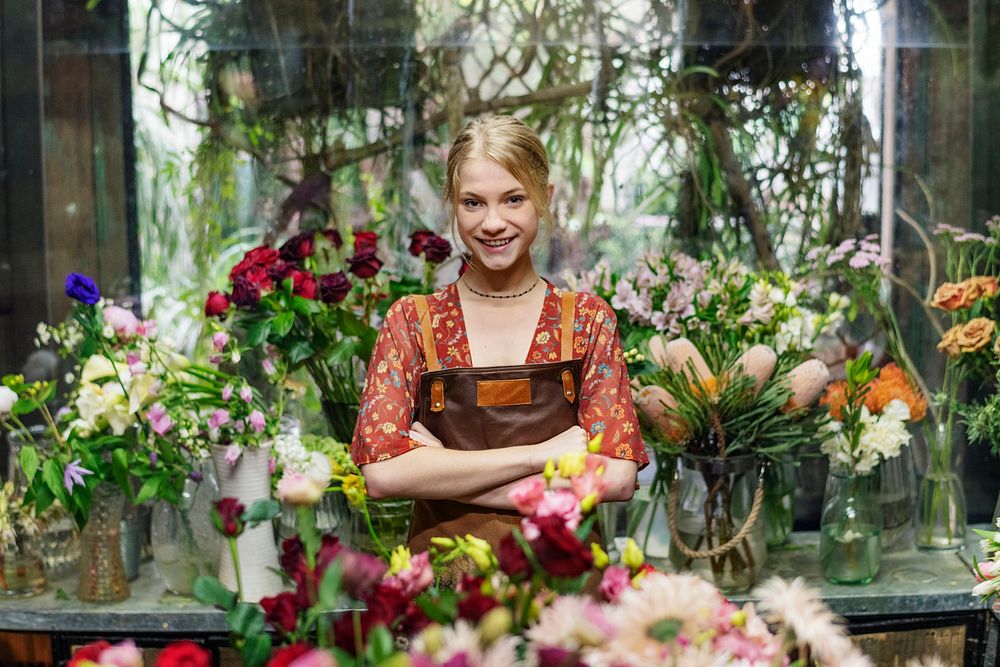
[241,633,272,667]
[291,295,321,315]
[19,445,39,485]
[11,398,38,416]
[41,459,71,510]
[318,560,343,610]
[273,311,295,338]
[246,320,272,347]
[287,339,315,365]
[227,601,266,636]
[111,448,130,497]
[134,476,163,505]
[326,338,357,367]
[193,575,237,611]
[416,589,457,624]
[365,625,396,664]
[242,499,280,526]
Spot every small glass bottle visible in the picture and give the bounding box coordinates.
[820,469,882,585]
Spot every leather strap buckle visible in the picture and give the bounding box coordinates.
[561,368,576,403]
[430,378,445,412]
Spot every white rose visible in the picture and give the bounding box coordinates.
[0,387,17,416]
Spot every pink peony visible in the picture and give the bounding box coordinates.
[103,305,140,338]
[508,477,546,515]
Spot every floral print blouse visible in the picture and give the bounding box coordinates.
[351,280,648,468]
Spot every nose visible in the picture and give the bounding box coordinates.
[481,205,506,234]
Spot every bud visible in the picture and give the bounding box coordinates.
[587,432,604,454]
[543,459,555,483]
[389,545,412,575]
[430,536,457,550]
[622,538,645,571]
[466,546,493,573]
[464,534,492,554]
[730,610,747,628]
[478,606,513,645]
[558,451,587,478]
[580,491,599,514]
[590,542,609,569]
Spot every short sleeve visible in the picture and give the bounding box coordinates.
[351,297,426,465]
[575,294,649,466]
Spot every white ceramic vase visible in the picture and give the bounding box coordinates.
[211,444,283,603]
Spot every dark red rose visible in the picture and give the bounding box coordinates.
[347,248,384,279]
[333,611,385,656]
[537,647,588,667]
[153,641,212,667]
[242,265,274,292]
[267,261,298,282]
[204,291,231,318]
[280,535,307,578]
[338,547,388,599]
[212,497,245,537]
[230,276,261,308]
[408,229,436,257]
[315,534,343,575]
[69,641,110,666]
[353,231,379,251]
[527,515,593,578]
[266,644,312,667]
[279,231,316,261]
[261,591,299,635]
[423,235,452,264]
[318,272,351,304]
[291,271,318,299]
[229,246,280,280]
[498,532,532,580]
[365,581,410,625]
[457,589,500,622]
[323,228,343,249]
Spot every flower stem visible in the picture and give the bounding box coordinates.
[228,536,244,601]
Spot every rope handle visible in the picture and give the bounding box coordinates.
[667,468,765,560]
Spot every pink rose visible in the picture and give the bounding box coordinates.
[288,649,337,667]
[598,565,632,602]
[508,477,546,515]
[98,640,142,667]
[103,305,139,338]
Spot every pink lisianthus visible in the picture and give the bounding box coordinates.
[248,409,267,433]
[224,442,242,465]
[598,565,632,602]
[103,305,140,338]
[212,331,229,351]
[508,476,546,515]
[278,472,325,506]
[534,488,582,531]
[287,649,337,667]
[209,408,231,429]
[222,385,234,401]
[146,402,174,436]
[240,386,254,403]
[977,560,1000,582]
[384,551,434,597]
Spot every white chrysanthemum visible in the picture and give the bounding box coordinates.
[755,577,871,667]
[412,620,520,667]
[525,595,615,665]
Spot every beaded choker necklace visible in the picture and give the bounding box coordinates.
[462,276,541,300]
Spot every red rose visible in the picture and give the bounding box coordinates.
[323,228,343,249]
[338,547,388,600]
[408,229,435,257]
[346,248,384,279]
[154,641,211,667]
[318,272,351,304]
[527,514,593,578]
[315,534,344,575]
[266,644,312,667]
[242,265,274,292]
[457,588,500,622]
[498,533,532,580]
[422,235,452,264]
[261,591,300,635]
[69,641,110,666]
[279,231,316,262]
[291,271,318,299]
[353,231,379,251]
[230,276,261,308]
[212,497,245,537]
[229,246,280,281]
[204,291,231,318]
[267,261,298,282]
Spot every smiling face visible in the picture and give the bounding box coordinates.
[456,158,550,276]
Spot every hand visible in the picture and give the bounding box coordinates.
[409,421,444,448]
[535,425,588,469]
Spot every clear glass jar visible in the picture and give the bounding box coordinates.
[915,424,966,550]
[667,454,766,594]
[820,469,882,585]
[0,530,46,597]
[345,497,412,556]
[762,457,797,548]
[875,441,916,550]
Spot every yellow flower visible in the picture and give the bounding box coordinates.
[622,538,645,571]
[389,545,412,575]
[580,492,598,514]
[558,451,586,478]
[543,459,555,483]
[430,536,456,550]
[587,432,603,454]
[591,542,609,569]
[341,474,367,508]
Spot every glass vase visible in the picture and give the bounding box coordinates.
[820,469,882,584]
[279,492,349,541]
[915,424,967,550]
[344,498,412,556]
[875,442,916,551]
[0,530,46,597]
[762,457,797,548]
[77,483,130,602]
[667,454,766,594]
[151,461,221,596]
[7,428,80,577]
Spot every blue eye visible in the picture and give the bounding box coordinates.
[463,199,481,209]
[507,195,525,205]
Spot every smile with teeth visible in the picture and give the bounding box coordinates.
[480,238,514,248]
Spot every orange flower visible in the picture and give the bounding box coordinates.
[931,282,966,311]
[961,276,999,306]
[864,363,927,421]
[956,317,996,353]
[937,324,962,358]
[819,381,848,420]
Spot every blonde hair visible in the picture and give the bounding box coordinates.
[444,116,553,265]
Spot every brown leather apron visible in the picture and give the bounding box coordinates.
[407,290,583,555]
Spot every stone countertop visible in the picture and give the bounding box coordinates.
[0,529,990,634]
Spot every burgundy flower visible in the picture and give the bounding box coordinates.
[279,231,316,262]
[346,248,384,279]
[353,231,379,251]
[527,514,593,578]
[229,246,280,281]
[211,497,245,537]
[498,533,532,581]
[537,647,588,667]
[408,229,436,257]
[241,265,273,292]
[291,271,318,299]
[266,644,312,667]
[267,261,298,282]
[261,591,299,635]
[323,228,343,249]
[338,547,388,599]
[153,641,212,667]
[318,272,351,304]
[422,236,452,264]
[315,534,344,574]
[230,276,261,308]
[204,291,231,318]
[457,588,500,622]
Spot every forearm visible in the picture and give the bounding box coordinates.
[360,445,545,500]
[454,473,571,510]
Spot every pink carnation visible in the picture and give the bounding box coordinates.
[534,489,582,531]
[508,477,546,515]
[384,551,434,597]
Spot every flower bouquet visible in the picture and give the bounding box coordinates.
[633,337,830,592]
[817,353,926,583]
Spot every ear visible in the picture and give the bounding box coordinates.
[546,183,555,204]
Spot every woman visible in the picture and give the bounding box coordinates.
[351,115,647,555]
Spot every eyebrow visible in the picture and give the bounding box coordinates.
[459,187,527,198]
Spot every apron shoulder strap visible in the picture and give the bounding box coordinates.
[412,294,442,372]
[560,290,575,362]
